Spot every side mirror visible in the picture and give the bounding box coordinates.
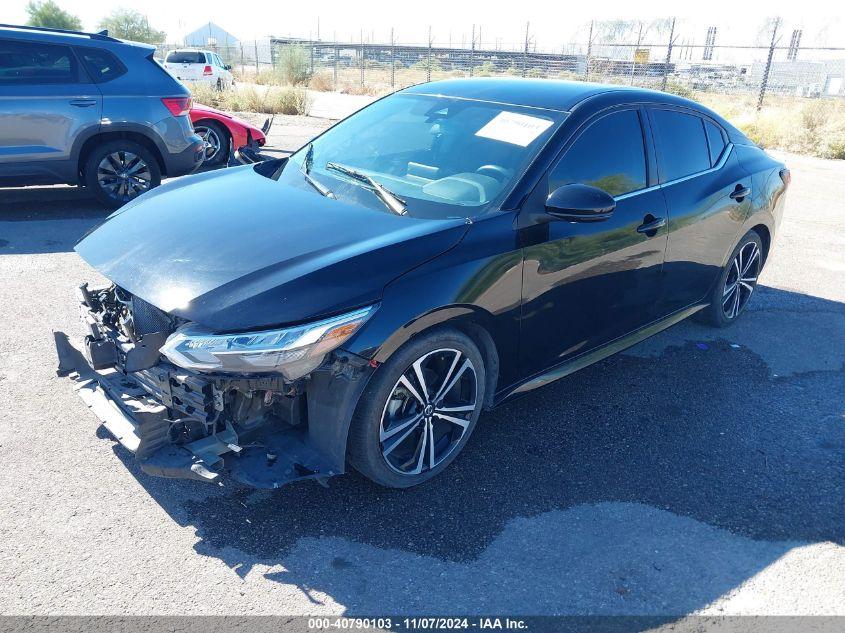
[545,183,616,222]
[224,64,233,71]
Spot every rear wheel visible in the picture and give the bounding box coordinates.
[84,140,161,208]
[194,120,229,166]
[348,328,486,488]
[698,230,763,327]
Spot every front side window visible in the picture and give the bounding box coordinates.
[78,47,126,83]
[651,109,711,182]
[276,93,566,218]
[0,39,77,84]
[549,109,647,197]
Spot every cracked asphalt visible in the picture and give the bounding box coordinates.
[0,119,842,617]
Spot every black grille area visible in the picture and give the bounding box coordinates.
[130,296,172,335]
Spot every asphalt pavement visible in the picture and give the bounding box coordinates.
[0,122,842,618]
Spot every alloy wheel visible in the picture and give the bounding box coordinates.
[195,126,222,162]
[722,241,760,319]
[96,151,152,202]
[379,348,478,476]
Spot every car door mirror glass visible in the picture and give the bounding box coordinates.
[545,184,616,221]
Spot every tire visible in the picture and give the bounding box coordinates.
[216,78,223,91]
[348,328,486,488]
[697,230,763,327]
[194,120,230,166]
[84,140,161,209]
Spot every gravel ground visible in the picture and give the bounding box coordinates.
[0,118,842,618]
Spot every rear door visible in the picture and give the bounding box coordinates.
[649,107,753,313]
[518,107,669,376]
[0,38,102,183]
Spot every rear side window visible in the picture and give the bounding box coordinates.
[550,109,647,197]
[651,109,711,182]
[166,51,206,64]
[78,47,126,83]
[0,39,77,84]
[704,120,727,166]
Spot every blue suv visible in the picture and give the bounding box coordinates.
[0,24,204,207]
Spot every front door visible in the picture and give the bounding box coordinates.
[518,108,668,377]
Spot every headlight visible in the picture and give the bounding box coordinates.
[160,305,375,380]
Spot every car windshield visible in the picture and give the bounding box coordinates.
[166,51,206,64]
[276,93,566,219]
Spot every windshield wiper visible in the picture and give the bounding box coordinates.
[325,162,406,216]
[300,143,335,199]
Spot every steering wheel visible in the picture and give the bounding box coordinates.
[476,164,511,182]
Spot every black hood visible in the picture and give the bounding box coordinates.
[76,165,469,331]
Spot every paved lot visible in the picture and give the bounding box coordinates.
[0,121,842,617]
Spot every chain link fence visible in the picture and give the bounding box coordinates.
[156,18,845,109]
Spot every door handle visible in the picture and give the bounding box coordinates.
[730,184,751,201]
[636,215,666,235]
[69,99,97,107]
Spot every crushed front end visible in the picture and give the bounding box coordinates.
[55,284,374,488]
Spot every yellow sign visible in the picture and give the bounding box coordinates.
[634,48,650,64]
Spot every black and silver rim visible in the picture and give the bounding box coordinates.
[97,151,151,201]
[379,348,478,476]
[723,241,760,319]
[195,125,222,162]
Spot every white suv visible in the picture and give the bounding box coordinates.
[163,49,234,90]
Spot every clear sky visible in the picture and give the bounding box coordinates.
[2,0,844,49]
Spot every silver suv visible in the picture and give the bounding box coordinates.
[0,24,204,207]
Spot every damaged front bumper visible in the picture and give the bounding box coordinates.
[55,285,374,488]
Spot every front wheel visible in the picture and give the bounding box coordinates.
[348,328,486,488]
[698,230,763,327]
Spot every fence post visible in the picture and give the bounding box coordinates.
[334,42,339,91]
[469,24,475,77]
[757,17,781,111]
[522,22,529,77]
[310,39,314,75]
[390,27,395,89]
[661,17,676,91]
[585,20,593,80]
[427,27,432,82]
[254,40,259,74]
[360,31,365,89]
[240,43,244,75]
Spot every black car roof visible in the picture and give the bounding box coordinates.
[402,78,644,112]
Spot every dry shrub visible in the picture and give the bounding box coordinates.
[308,71,335,92]
[189,84,309,115]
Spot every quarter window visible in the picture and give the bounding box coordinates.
[704,120,727,166]
[0,39,77,84]
[651,109,711,182]
[549,109,647,197]
[78,47,126,83]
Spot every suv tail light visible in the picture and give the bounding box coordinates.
[161,96,192,117]
[779,168,791,187]
[203,65,213,76]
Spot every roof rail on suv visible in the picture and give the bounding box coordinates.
[0,23,118,42]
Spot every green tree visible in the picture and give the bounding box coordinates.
[26,1,82,30]
[97,9,165,44]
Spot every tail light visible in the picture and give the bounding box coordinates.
[203,65,213,76]
[161,96,192,117]
[779,168,791,187]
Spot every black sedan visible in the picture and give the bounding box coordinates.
[63,78,789,489]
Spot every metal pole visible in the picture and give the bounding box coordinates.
[427,26,432,82]
[334,42,338,91]
[240,43,244,76]
[254,40,259,74]
[662,17,676,91]
[585,20,593,80]
[390,27,395,89]
[522,22,529,77]
[757,17,780,111]
[630,22,643,85]
[310,37,314,75]
[360,30,365,88]
[469,24,475,77]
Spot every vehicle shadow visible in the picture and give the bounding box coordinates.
[105,286,844,615]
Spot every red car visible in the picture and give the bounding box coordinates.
[189,103,270,166]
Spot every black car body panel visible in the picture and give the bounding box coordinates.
[65,79,788,488]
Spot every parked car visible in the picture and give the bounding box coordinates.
[190,103,268,166]
[163,48,234,90]
[61,78,789,490]
[0,24,204,207]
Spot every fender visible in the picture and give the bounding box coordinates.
[70,121,168,177]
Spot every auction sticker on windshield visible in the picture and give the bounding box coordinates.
[475,111,554,146]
